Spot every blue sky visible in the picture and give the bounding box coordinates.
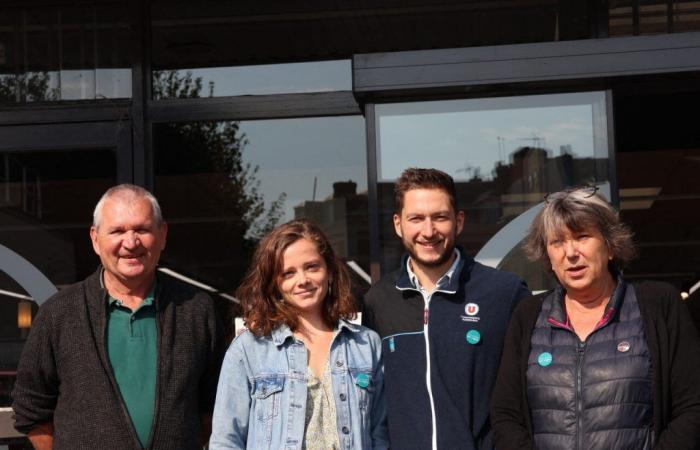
[377,92,608,181]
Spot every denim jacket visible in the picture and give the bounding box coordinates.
[210,320,389,450]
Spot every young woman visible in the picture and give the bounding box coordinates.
[210,219,388,450]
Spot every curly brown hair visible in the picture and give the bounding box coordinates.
[236,219,357,336]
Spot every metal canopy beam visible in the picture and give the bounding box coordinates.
[353,32,700,97]
[148,91,360,123]
[0,102,131,126]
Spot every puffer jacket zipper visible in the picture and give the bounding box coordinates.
[575,340,586,450]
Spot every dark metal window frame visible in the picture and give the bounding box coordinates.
[357,31,700,277]
[0,0,363,190]
[353,31,700,100]
[2,4,699,280]
[0,120,133,186]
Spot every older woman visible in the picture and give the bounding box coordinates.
[491,186,700,450]
[210,219,388,450]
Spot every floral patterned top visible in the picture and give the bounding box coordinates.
[302,360,340,450]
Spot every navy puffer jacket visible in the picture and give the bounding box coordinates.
[526,279,653,450]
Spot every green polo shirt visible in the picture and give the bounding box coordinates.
[107,284,157,448]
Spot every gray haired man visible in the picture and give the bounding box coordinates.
[12,184,223,450]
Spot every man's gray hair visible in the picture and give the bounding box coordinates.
[522,188,637,270]
[93,184,163,229]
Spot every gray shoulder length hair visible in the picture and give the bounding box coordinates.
[522,188,637,271]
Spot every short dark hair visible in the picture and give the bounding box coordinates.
[235,219,357,336]
[394,168,457,213]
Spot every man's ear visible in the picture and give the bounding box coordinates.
[393,213,403,238]
[159,221,168,251]
[456,210,465,235]
[90,226,100,256]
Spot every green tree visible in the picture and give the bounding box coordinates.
[0,72,58,103]
[153,70,288,335]
[153,70,286,243]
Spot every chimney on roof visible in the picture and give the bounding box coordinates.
[333,181,357,199]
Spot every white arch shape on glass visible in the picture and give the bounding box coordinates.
[475,182,611,268]
[0,245,57,305]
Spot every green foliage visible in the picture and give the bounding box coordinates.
[152,69,287,246]
[0,72,59,103]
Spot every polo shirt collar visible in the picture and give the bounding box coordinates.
[101,268,157,309]
[108,286,156,309]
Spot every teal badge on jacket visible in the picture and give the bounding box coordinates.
[355,373,370,388]
[466,329,481,345]
[538,352,553,367]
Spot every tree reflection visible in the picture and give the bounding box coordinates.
[0,72,59,103]
[153,70,286,244]
[153,71,286,337]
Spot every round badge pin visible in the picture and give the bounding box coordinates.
[465,303,479,316]
[617,341,631,353]
[355,373,370,388]
[538,352,553,367]
[466,329,481,345]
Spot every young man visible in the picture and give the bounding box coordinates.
[363,168,529,450]
[12,184,223,450]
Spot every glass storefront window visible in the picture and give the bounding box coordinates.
[150,1,597,69]
[153,115,368,327]
[0,149,116,407]
[375,91,611,290]
[609,1,700,36]
[615,90,700,292]
[0,3,131,104]
[152,60,351,99]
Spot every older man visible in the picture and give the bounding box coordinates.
[12,184,223,450]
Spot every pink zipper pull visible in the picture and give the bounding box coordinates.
[424,308,429,325]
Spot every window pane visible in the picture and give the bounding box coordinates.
[375,91,611,290]
[615,90,700,292]
[673,1,700,32]
[609,1,700,36]
[153,116,368,328]
[0,149,116,406]
[153,60,351,99]
[0,3,131,104]
[150,1,596,72]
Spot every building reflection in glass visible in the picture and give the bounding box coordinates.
[0,3,132,103]
[154,114,368,333]
[375,92,610,290]
[0,150,114,406]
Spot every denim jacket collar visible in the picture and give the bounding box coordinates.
[271,319,361,347]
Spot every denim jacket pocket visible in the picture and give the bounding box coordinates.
[253,374,285,423]
[349,370,374,412]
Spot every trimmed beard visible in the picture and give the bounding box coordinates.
[405,240,457,269]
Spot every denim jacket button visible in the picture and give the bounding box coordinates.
[336,360,344,367]
[342,426,350,434]
[339,393,346,401]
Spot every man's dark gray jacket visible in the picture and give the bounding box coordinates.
[12,268,224,450]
